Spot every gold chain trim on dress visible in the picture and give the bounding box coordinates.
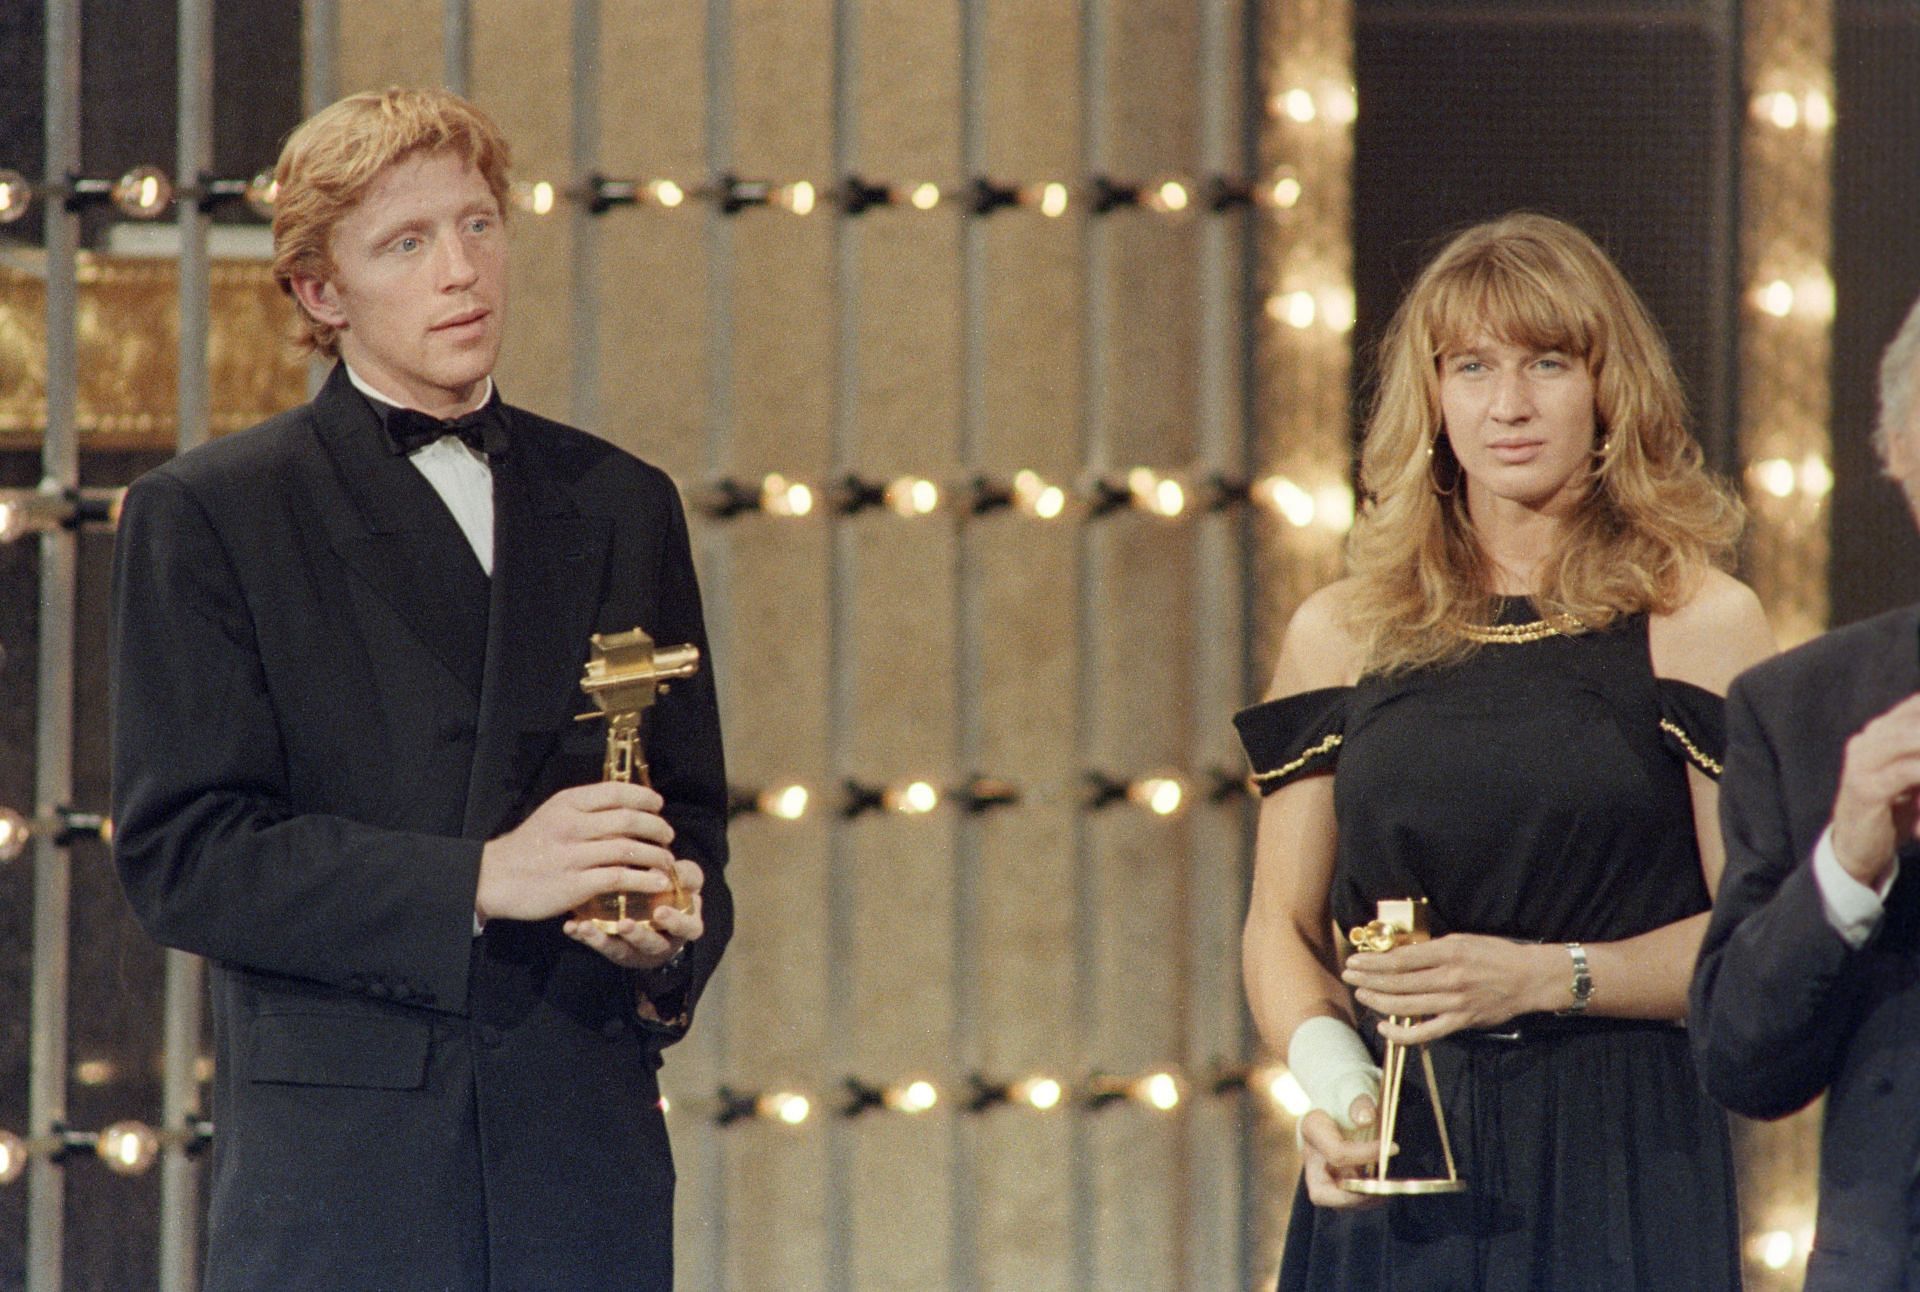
[1659,718,1723,777]
[1250,732,1343,784]
[1456,613,1583,645]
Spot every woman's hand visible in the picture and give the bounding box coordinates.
[1299,1094,1389,1209]
[1342,933,1563,1044]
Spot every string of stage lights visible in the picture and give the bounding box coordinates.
[0,163,1365,358]
[0,765,1251,874]
[0,163,1324,227]
[0,1063,1315,1188]
[0,470,1357,541]
[0,807,109,862]
[0,1059,1824,1276]
[699,468,1356,529]
[731,768,1254,822]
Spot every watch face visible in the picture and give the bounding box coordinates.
[1564,943,1592,1012]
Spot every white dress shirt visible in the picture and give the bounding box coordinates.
[1812,825,1900,949]
[344,365,496,574]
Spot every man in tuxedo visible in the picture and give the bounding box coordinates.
[109,87,729,1290]
[1692,291,1920,1291]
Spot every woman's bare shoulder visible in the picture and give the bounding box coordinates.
[1266,579,1367,698]
[1648,568,1776,694]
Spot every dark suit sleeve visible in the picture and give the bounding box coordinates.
[110,470,481,1012]
[1689,672,1865,1119]
[631,478,731,1040]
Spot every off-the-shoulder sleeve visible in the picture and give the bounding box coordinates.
[1232,686,1352,795]
[1657,678,1727,780]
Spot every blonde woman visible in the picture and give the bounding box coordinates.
[1236,212,1774,1290]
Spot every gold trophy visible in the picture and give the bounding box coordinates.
[575,627,700,930]
[1342,898,1465,1195]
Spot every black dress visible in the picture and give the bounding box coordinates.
[1233,602,1742,1292]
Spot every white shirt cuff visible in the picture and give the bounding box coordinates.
[1813,825,1898,949]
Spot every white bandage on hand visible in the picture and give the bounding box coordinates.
[1286,1015,1382,1132]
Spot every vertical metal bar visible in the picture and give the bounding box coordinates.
[1070,0,1110,1288]
[1190,1,1252,1287]
[570,0,601,432]
[301,0,338,116]
[1234,13,1265,1286]
[825,0,859,1286]
[704,0,737,481]
[1703,0,1741,472]
[158,959,204,1291]
[950,0,987,1288]
[698,0,736,1284]
[162,2,215,1286]
[176,0,212,460]
[443,0,471,96]
[28,3,81,1289]
[302,0,338,399]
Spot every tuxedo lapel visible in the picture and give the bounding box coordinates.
[1882,615,1920,938]
[1855,608,1920,730]
[461,411,611,839]
[309,366,492,698]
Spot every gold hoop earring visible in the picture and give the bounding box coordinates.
[1590,432,1616,483]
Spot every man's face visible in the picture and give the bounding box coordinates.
[292,150,506,417]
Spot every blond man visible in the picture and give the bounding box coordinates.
[109,87,727,1290]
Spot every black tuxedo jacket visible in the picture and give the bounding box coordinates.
[109,366,730,1291]
[1691,605,1920,1292]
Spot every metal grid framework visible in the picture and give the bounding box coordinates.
[5,1,1852,1289]
[7,1,1360,1288]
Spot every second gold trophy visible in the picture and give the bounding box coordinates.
[1342,898,1465,1196]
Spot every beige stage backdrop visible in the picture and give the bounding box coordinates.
[332,1,1284,1288]
[2,0,1837,1288]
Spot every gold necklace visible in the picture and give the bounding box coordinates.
[1456,611,1583,644]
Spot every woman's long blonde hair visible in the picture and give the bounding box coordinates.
[1344,212,1742,675]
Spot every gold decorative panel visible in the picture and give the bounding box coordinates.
[0,252,306,448]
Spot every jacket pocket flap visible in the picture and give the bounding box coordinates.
[249,1011,431,1090]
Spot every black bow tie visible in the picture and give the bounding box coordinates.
[382,399,510,459]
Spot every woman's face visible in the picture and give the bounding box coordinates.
[1437,334,1600,516]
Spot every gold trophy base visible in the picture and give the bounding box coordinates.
[576,872,692,932]
[1343,1176,1468,1196]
